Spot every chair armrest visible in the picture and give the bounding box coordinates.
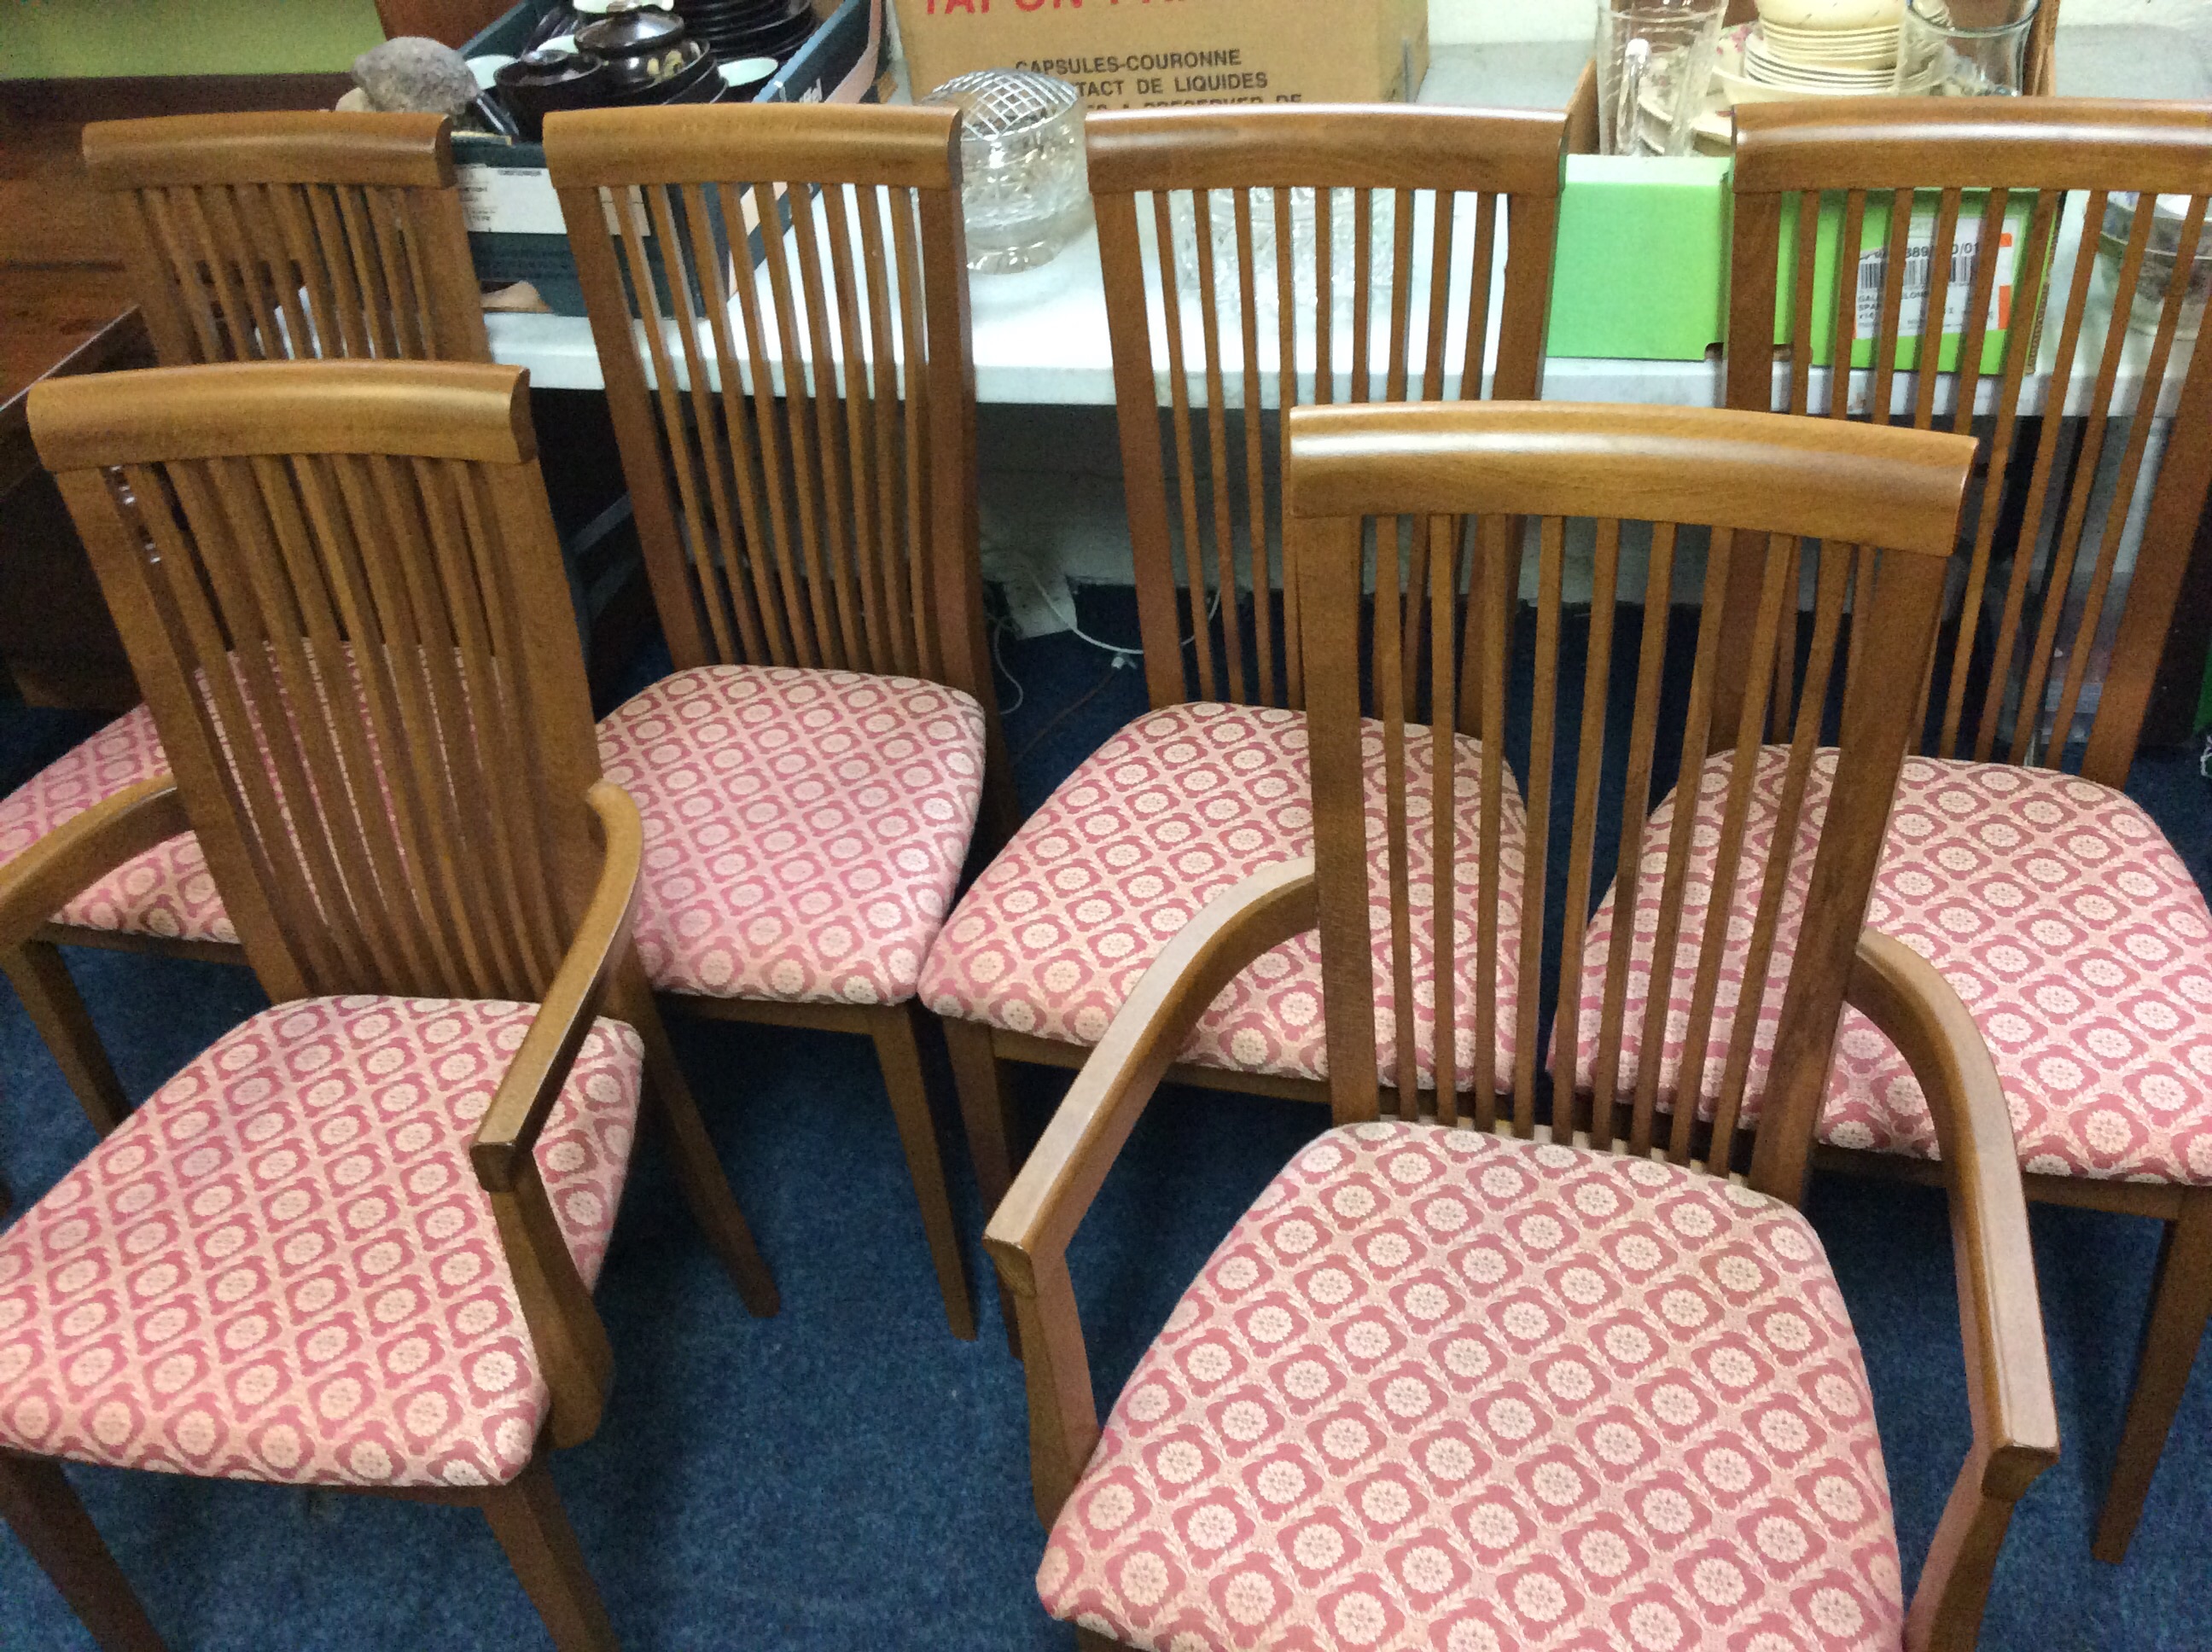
[0,777,189,953]
[1846,930,2058,1652]
[469,780,643,1190]
[984,858,1318,1525]
[467,779,643,1451]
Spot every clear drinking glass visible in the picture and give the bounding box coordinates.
[1593,0,1728,157]
[1895,0,2038,95]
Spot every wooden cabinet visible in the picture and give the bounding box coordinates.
[372,0,515,46]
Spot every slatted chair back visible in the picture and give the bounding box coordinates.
[1726,99,2212,786]
[1090,106,1568,713]
[83,112,492,368]
[544,104,992,711]
[29,362,606,1009]
[1285,402,1975,1202]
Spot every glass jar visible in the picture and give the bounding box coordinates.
[921,70,1091,276]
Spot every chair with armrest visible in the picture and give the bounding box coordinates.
[0,112,492,1137]
[922,104,1569,1308]
[1617,97,2212,1560]
[987,401,2057,1652]
[0,360,777,1651]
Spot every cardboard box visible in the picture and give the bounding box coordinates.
[1774,189,2045,373]
[456,0,888,315]
[1548,156,1730,362]
[891,0,1428,111]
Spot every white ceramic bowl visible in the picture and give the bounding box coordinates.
[1755,0,1906,31]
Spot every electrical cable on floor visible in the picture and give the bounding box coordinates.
[989,613,1026,718]
[1014,561,1220,660]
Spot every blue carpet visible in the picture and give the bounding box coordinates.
[0,590,2207,1650]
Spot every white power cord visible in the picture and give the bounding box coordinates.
[1011,561,1222,664]
[990,613,1027,716]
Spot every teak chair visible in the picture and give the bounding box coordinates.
[542,104,1007,1340]
[0,360,777,1652]
[987,401,2056,1652]
[0,112,490,1139]
[922,105,1569,1283]
[1611,98,2212,1561]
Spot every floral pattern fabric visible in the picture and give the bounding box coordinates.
[920,704,1526,1092]
[0,996,642,1489]
[0,704,232,945]
[1573,750,2212,1184]
[1041,1121,1903,1652]
[599,666,986,1008]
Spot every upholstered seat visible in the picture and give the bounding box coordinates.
[0,996,642,1490]
[1041,1121,1903,1652]
[0,705,230,945]
[597,664,987,1008]
[3,664,989,1013]
[1573,751,2212,1184]
[922,703,1528,1091]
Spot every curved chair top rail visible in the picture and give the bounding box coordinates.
[543,102,962,190]
[1732,96,2212,195]
[29,360,535,472]
[1285,400,1976,558]
[1086,103,1569,196]
[82,111,459,191]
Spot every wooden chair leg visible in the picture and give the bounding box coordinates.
[2,942,131,1136]
[944,1016,1025,1356]
[478,1458,620,1652]
[1075,1626,1125,1651]
[870,1002,977,1341]
[2093,1190,2212,1563]
[631,1000,780,1318]
[0,1453,167,1652]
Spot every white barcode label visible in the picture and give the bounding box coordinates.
[457,166,567,237]
[1855,214,2019,340]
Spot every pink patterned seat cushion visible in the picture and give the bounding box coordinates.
[0,705,233,945]
[1573,751,2212,1184]
[921,704,1526,1092]
[598,665,986,1007]
[0,996,642,1490]
[1043,1121,1903,1652]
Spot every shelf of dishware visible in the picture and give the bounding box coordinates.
[481,24,2203,411]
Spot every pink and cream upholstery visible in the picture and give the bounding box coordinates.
[591,664,986,1008]
[921,703,1527,1091]
[1,664,989,1015]
[1043,1120,1903,1652]
[0,706,230,945]
[1573,750,2212,1184]
[0,996,641,1489]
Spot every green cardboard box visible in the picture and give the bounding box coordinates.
[1774,189,2042,374]
[1548,156,1731,362]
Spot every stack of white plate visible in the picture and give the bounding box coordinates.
[1714,0,1951,103]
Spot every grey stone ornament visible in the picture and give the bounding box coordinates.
[352,37,480,118]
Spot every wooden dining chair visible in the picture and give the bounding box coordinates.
[0,113,491,1139]
[1,359,777,1652]
[541,103,1009,1341]
[1598,97,2212,1562]
[921,104,1569,1285]
[987,399,2052,1652]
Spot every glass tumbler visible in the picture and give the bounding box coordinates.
[1593,0,1727,157]
[1895,0,2038,96]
